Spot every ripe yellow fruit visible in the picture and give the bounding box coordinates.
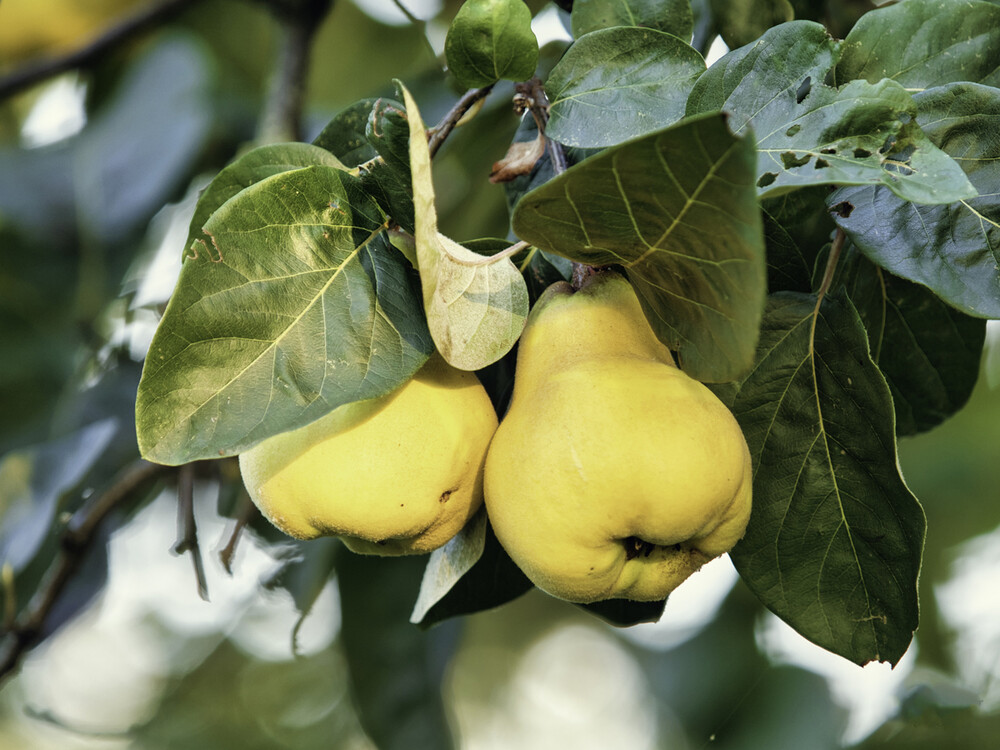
[484,271,752,602]
[239,354,498,555]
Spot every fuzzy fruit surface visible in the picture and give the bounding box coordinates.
[239,355,498,555]
[484,271,752,603]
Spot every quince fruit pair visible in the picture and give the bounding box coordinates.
[239,270,751,606]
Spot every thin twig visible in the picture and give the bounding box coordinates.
[173,463,209,601]
[0,0,200,101]
[218,491,259,575]
[427,85,495,158]
[0,460,169,684]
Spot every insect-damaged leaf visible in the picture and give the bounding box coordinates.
[687,20,976,205]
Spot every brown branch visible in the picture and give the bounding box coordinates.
[0,459,169,685]
[0,0,201,101]
[427,84,495,159]
[256,5,327,143]
[173,463,209,601]
[218,490,259,575]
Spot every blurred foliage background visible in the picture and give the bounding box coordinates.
[1,0,1000,748]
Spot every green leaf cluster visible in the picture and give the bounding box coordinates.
[128,0,1000,672]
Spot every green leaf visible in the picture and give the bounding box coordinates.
[411,510,533,627]
[686,21,977,204]
[545,27,705,148]
[135,166,433,465]
[708,0,793,49]
[570,0,694,39]
[183,143,346,261]
[402,86,528,371]
[826,244,986,437]
[313,98,381,166]
[337,550,458,750]
[830,83,1000,318]
[444,0,539,89]
[761,187,836,294]
[685,21,838,132]
[411,509,488,624]
[512,112,765,382]
[577,598,666,626]
[263,537,340,650]
[837,0,1000,90]
[362,97,416,233]
[730,292,925,667]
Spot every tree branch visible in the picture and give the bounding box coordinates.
[0,0,201,101]
[257,6,325,143]
[218,490,259,575]
[427,84,495,158]
[172,463,209,601]
[0,459,170,685]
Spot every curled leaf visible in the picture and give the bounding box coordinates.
[400,83,529,371]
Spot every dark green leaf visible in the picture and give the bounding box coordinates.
[411,509,533,627]
[362,97,416,233]
[512,112,765,382]
[761,187,836,294]
[708,0,793,49]
[312,98,380,166]
[523,247,574,301]
[570,0,694,40]
[837,0,1000,89]
[831,83,1000,318]
[337,549,458,750]
[686,21,839,132]
[826,245,986,436]
[184,143,346,262]
[687,21,976,204]
[445,0,539,88]
[577,597,666,626]
[135,166,433,465]
[545,27,705,148]
[731,292,925,667]
[264,537,340,649]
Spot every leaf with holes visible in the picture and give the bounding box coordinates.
[512,112,764,382]
[402,86,528,371]
[831,83,1000,318]
[135,165,433,465]
[686,20,976,204]
[730,292,925,667]
[570,0,693,41]
[545,26,705,149]
[184,143,346,260]
[837,0,1000,89]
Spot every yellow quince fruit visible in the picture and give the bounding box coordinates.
[239,354,498,555]
[484,271,752,602]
